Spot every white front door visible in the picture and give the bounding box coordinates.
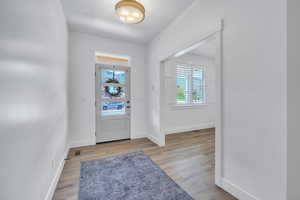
[95,64,131,143]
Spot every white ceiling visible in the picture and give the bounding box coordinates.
[61,0,195,44]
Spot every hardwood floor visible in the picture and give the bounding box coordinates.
[53,129,236,200]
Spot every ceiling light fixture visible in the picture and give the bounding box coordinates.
[115,0,145,24]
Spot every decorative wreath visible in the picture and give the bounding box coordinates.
[105,77,122,97]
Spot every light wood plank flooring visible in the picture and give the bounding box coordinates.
[53,129,236,200]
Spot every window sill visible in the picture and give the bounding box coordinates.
[169,103,209,110]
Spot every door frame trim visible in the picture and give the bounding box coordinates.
[94,63,131,143]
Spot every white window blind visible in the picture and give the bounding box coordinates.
[176,65,205,105]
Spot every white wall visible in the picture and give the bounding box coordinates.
[287,0,300,199]
[0,1,68,200]
[222,1,286,199]
[162,54,216,134]
[68,32,148,147]
[148,0,287,199]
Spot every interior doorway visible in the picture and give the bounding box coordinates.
[95,64,131,143]
[159,28,223,186]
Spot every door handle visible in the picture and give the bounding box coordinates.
[126,106,131,109]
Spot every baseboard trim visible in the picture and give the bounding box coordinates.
[221,178,260,200]
[44,147,69,200]
[131,132,148,139]
[69,139,94,148]
[147,134,164,146]
[165,122,215,135]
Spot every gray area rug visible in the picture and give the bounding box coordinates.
[79,151,194,200]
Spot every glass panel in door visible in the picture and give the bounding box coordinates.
[99,68,129,117]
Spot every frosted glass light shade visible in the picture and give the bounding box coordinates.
[115,0,145,24]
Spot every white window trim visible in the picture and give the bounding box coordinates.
[174,62,207,108]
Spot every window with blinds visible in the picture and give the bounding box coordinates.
[176,65,205,105]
